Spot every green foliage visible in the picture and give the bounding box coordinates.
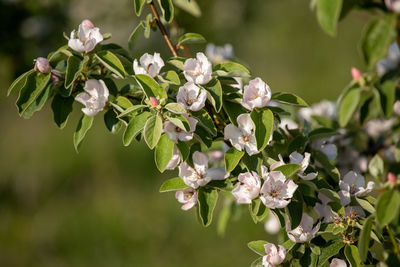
[143,114,163,149]
[315,0,343,36]
[376,190,400,226]
[197,187,218,227]
[251,108,274,151]
[358,216,372,262]
[177,33,206,47]
[159,177,188,192]
[155,133,175,172]
[224,147,245,173]
[73,114,94,152]
[247,240,268,256]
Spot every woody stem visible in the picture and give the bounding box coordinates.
[148,1,178,57]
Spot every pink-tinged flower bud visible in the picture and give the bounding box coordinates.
[52,74,60,85]
[82,19,94,28]
[34,57,51,74]
[149,97,159,107]
[351,67,363,81]
[388,172,397,184]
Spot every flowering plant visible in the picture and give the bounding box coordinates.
[7,0,400,266]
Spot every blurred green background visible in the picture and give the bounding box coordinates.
[0,0,370,266]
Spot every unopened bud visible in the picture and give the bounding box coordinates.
[34,57,51,74]
[351,67,363,81]
[388,172,397,184]
[82,19,94,28]
[149,97,159,107]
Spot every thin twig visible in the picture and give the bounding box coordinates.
[148,1,178,57]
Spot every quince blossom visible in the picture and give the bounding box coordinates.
[289,151,318,180]
[241,77,271,110]
[133,52,165,78]
[68,20,103,53]
[175,188,197,210]
[264,212,281,234]
[183,52,212,85]
[338,171,374,206]
[262,243,286,267]
[164,114,197,143]
[260,170,298,209]
[34,57,51,74]
[178,152,226,189]
[232,171,261,204]
[205,43,234,64]
[314,193,334,223]
[345,206,365,220]
[176,82,207,111]
[298,100,336,122]
[330,258,347,267]
[385,0,400,13]
[75,79,109,116]
[286,213,320,243]
[377,42,400,76]
[224,113,258,155]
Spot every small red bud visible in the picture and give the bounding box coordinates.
[388,172,397,184]
[351,67,363,81]
[34,57,51,74]
[82,19,94,28]
[149,97,159,107]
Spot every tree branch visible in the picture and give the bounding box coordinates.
[149,1,178,57]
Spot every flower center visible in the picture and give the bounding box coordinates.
[350,184,357,194]
[195,71,202,77]
[184,192,193,201]
[270,190,280,198]
[146,63,153,73]
[187,97,195,106]
[175,127,182,133]
[242,134,250,142]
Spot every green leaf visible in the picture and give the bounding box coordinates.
[177,33,206,46]
[7,69,34,96]
[128,22,145,51]
[123,111,152,146]
[319,188,341,203]
[177,141,190,161]
[104,109,122,134]
[273,164,301,178]
[173,0,201,17]
[355,198,375,214]
[287,191,303,229]
[114,96,134,110]
[224,147,245,173]
[361,14,396,68]
[368,154,383,178]
[194,125,213,147]
[22,82,52,119]
[358,216,373,262]
[197,187,218,227]
[214,62,250,77]
[161,70,181,85]
[376,190,400,226]
[191,109,217,136]
[250,108,274,151]
[223,99,247,125]
[73,114,94,152]
[167,57,186,70]
[158,0,174,22]
[203,79,223,112]
[16,72,51,115]
[134,0,146,16]
[338,88,361,127]
[316,0,343,36]
[165,103,186,114]
[143,114,163,149]
[117,105,147,118]
[135,74,167,99]
[166,114,190,131]
[317,242,344,267]
[312,150,340,183]
[51,94,74,129]
[65,56,88,90]
[345,245,360,267]
[155,133,175,173]
[249,198,268,223]
[308,128,339,140]
[282,239,296,251]
[250,257,263,267]
[159,177,188,192]
[247,240,268,256]
[271,92,308,107]
[96,51,126,78]
[380,80,396,118]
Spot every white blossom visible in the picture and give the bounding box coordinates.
[175,188,197,210]
[364,119,394,139]
[279,118,298,132]
[176,82,207,111]
[377,42,400,76]
[314,193,334,223]
[133,52,164,78]
[224,113,258,155]
[260,171,298,209]
[178,152,226,189]
[241,77,271,110]
[289,151,318,180]
[311,138,338,160]
[183,52,212,85]
[345,206,366,219]
[330,258,347,267]
[164,114,197,143]
[34,57,51,73]
[298,100,336,122]
[394,100,400,116]
[262,243,286,267]
[75,79,109,116]
[264,212,281,235]
[385,0,400,14]
[232,171,261,204]
[286,213,320,243]
[68,19,103,53]
[205,43,234,64]
[165,146,181,170]
[338,171,374,206]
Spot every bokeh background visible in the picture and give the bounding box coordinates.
[0,0,371,266]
